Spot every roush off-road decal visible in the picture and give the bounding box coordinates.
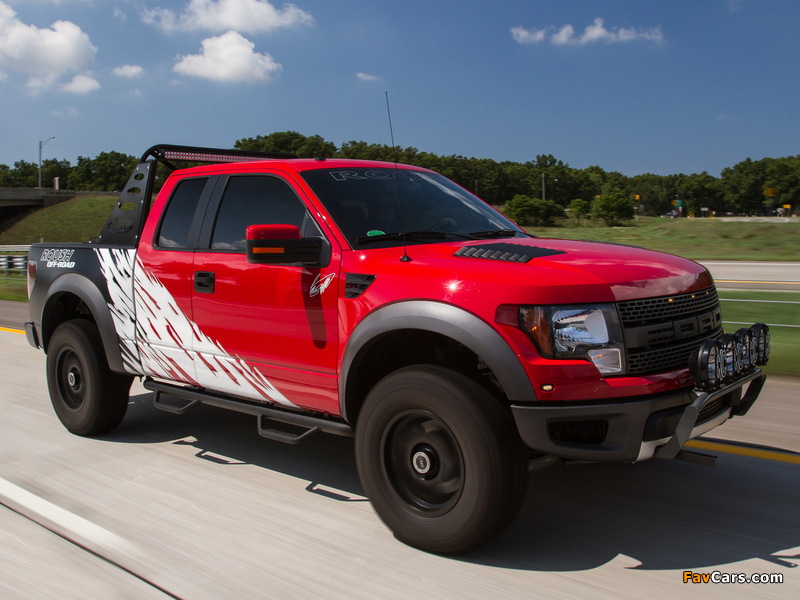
[94,248,295,407]
[39,248,76,268]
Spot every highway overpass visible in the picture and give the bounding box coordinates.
[0,188,73,209]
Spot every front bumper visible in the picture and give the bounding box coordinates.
[511,370,766,463]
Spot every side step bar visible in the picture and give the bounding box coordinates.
[144,378,353,444]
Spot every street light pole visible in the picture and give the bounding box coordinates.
[541,173,546,201]
[38,136,55,188]
[541,174,558,202]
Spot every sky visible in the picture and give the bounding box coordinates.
[1,0,799,177]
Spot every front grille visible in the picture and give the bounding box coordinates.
[618,287,719,324]
[619,286,722,376]
[627,337,708,374]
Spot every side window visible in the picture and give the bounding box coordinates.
[211,176,308,251]
[156,178,207,248]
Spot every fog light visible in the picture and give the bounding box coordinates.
[735,328,756,372]
[689,338,722,390]
[751,323,770,365]
[719,333,744,382]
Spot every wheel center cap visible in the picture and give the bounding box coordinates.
[67,369,80,389]
[412,450,432,475]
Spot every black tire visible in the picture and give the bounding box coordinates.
[355,365,527,554]
[46,320,133,436]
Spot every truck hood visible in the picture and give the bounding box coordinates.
[350,237,714,305]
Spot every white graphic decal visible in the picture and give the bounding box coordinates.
[95,248,141,374]
[95,248,295,407]
[309,272,335,297]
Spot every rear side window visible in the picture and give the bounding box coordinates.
[157,178,207,248]
[211,176,307,251]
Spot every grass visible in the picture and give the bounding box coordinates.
[525,217,800,261]
[0,277,26,302]
[0,194,118,244]
[718,290,799,377]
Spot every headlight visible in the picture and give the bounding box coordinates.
[520,304,625,374]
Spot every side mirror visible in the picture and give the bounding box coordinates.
[246,224,323,265]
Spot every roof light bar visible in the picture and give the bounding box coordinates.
[139,144,297,168]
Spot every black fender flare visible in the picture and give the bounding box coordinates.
[339,300,535,421]
[40,272,127,374]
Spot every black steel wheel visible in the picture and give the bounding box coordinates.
[382,409,464,516]
[355,365,527,554]
[46,320,133,436]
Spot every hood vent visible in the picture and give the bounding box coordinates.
[454,243,566,263]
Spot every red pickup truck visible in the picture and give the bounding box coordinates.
[26,145,769,553]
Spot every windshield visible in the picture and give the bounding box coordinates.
[301,167,526,249]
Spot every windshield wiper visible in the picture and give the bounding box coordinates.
[356,230,477,245]
[467,229,530,239]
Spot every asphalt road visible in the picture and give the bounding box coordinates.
[2,261,798,599]
[1,344,799,598]
[699,261,800,291]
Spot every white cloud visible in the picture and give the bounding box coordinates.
[143,0,313,34]
[50,105,80,118]
[510,26,548,45]
[173,30,282,83]
[113,64,145,78]
[61,72,100,93]
[511,18,664,46]
[356,72,380,82]
[0,1,96,91]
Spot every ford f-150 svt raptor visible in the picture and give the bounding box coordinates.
[26,145,770,554]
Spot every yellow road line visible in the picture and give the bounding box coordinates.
[0,326,24,334]
[716,280,800,285]
[686,440,800,465]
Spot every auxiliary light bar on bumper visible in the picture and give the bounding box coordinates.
[510,323,770,464]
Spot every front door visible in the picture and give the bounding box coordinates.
[190,174,340,413]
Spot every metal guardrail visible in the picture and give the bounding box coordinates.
[0,255,26,271]
[0,246,29,275]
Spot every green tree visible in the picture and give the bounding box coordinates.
[504,195,565,226]
[630,173,678,216]
[764,156,800,214]
[679,172,721,217]
[592,193,634,226]
[567,198,591,224]
[66,152,137,191]
[0,160,39,187]
[235,131,337,158]
[720,158,766,215]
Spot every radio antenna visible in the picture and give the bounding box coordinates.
[385,91,411,262]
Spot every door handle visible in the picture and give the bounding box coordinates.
[194,271,215,293]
